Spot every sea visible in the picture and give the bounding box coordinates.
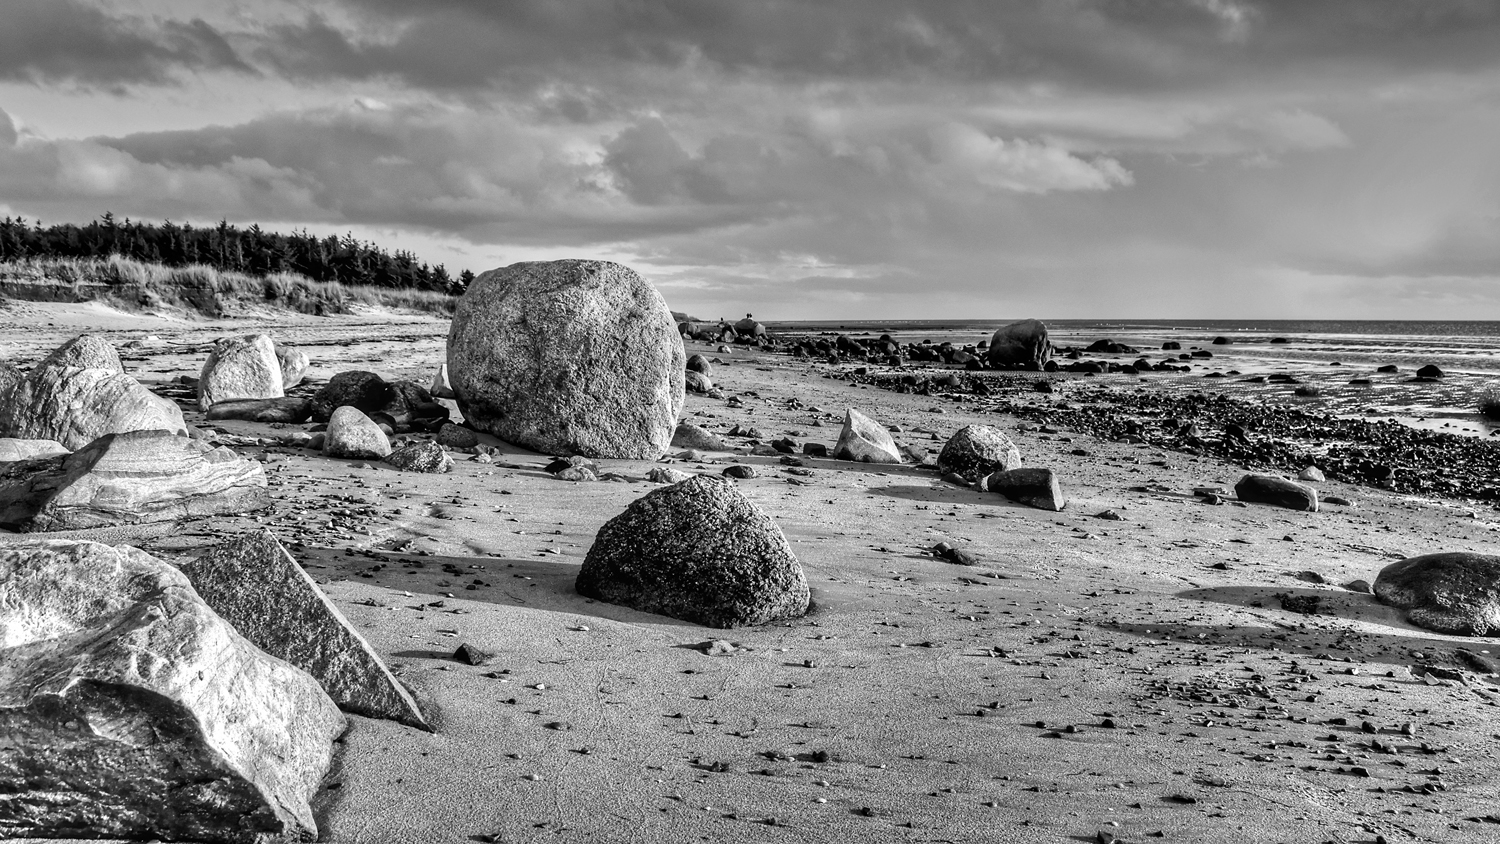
[760,319,1500,439]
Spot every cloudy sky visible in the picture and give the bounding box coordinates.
[2,0,1498,320]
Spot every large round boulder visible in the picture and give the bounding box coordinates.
[447,260,685,459]
[937,425,1022,481]
[198,334,285,411]
[987,319,1051,369]
[1374,552,1500,636]
[575,474,809,627]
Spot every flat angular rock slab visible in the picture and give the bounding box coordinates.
[199,334,285,411]
[183,530,430,729]
[0,430,270,532]
[0,539,345,843]
[834,408,902,464]
[1375,552,1500,636]
[576,474,809,628]
[1235,473,1318,511]
[38,334,123,374]
[205,397,314,424]
[0,365,186,451]
[937,424,1021,481]
[0,439,68,463]
[982,467,1066,511]
[324,406,391,460]
[447,259,686,460]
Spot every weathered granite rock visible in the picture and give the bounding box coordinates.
[0,539,344,842]
[671,422,730,451]
[0,430,270,532]
[647,466,694,484]
[323,406,391,460]
[1374,552,1500,636]
[1235,473,1318,512]
[276,344,310,388]
[198,334,285,411]
[576,475,809,627]
[0,439,68,463]
[685,370,714,394]
[834,408,902,464]
[987,319,1051,369]
[205,397,313,424]
[383,440,453,473]
[183,531,429,729]
[447,259,685,459]
[38,334,123,373]
[0,365,186,451]
[435,422,479,449]
[937,425,1022,481]
[982,467,1066,511]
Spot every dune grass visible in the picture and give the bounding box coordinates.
[0,255,455,317]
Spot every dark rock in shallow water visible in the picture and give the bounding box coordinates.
[1415,364,1444,379]
[183,530,430,729]
[1234,473,1318,512]
[1375,552,1500,636]
[0,539,344,842]
[981,467,1065,511]
[987,319,1051,368]
[937,425,1021,481]
[576,475,809,628]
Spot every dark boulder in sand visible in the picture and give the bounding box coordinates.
[1374,552,1500,636]
[834,408,902,463]
[734,317,766,338]
[312,371,447,432]
[982,467,1066,511]
[205,396,313,424]
[384,440,453,473]
[938,424,1021,481]
[1235,473,1318,512]
[686,354,712,376]
[435,422,479,449]
[0,430,270,531]
[198,333,285,410]
[987,319,1051,369]
[183,530,430,729]
[448,260,685,459]
[38,334,123,373]
[1416,364,1444,380]
[0,365,185,451]
[0,539,344,842]
[576,475,810,628]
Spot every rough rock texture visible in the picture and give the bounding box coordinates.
[733,317,765,338]
[38,334,123,374]
[685,370,715,394]
[1235,473,1318,512]
[383,440,453,473]
[647,466,694,484]
[447,260,686,460]
[937,425,1022,481]
[671,423,730,451]
[1374,552,1500,636]
[324,406,391,459]
[834,408,902,464]
[0,430,270,532]
[205,397,313,424]
[0,539,344,842]
[986,319,1052,369]
[0,365,186,451]
[435,422,478,449]
[276,345,310,388]
[983,467,1066,511]
[311,372,448,432]
[0,439,68,463]
[198,334,285,411]
[575,475,809,628]
[183,531,429,729]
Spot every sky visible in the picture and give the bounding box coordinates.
[1,0,1498,321]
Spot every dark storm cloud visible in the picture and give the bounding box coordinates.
[0,0,254,87]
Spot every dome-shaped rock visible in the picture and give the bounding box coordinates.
[987,319,1051,369]
[198,334,284,410]
[937,425,1021,481]
[1375,552,1500,636]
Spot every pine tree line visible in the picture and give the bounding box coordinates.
[0,213,474,295]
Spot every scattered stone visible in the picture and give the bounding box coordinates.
[1298,466,1326,482]
[37,334,123,373]
[1375,552,1500,636]
[198,334,285,410]
[384,440,454,473]
[834,408,902,464]
[182,530,429,730]
[1234,473,1318,512]
[0,365,186,450]
[453,643,497,666]
[1343,579,1372,594]
[648,466,694,484]
[576,475,810,628]
[0,539,344,842]
[931,541,977,566]
[722,464,757,479]
[312,372,447,432]
[981,468,1066,511]
[685,370,715,393]
[0,430,270,531]
[323,406,392,460]
[204,396,313,424]
[447,260,685,459]
[802,443,829,458]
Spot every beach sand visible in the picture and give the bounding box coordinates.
[5,302,1499,844]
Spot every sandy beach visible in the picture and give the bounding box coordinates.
[4,301,1500,844]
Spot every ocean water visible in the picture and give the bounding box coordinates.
[763,319,1500,438]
